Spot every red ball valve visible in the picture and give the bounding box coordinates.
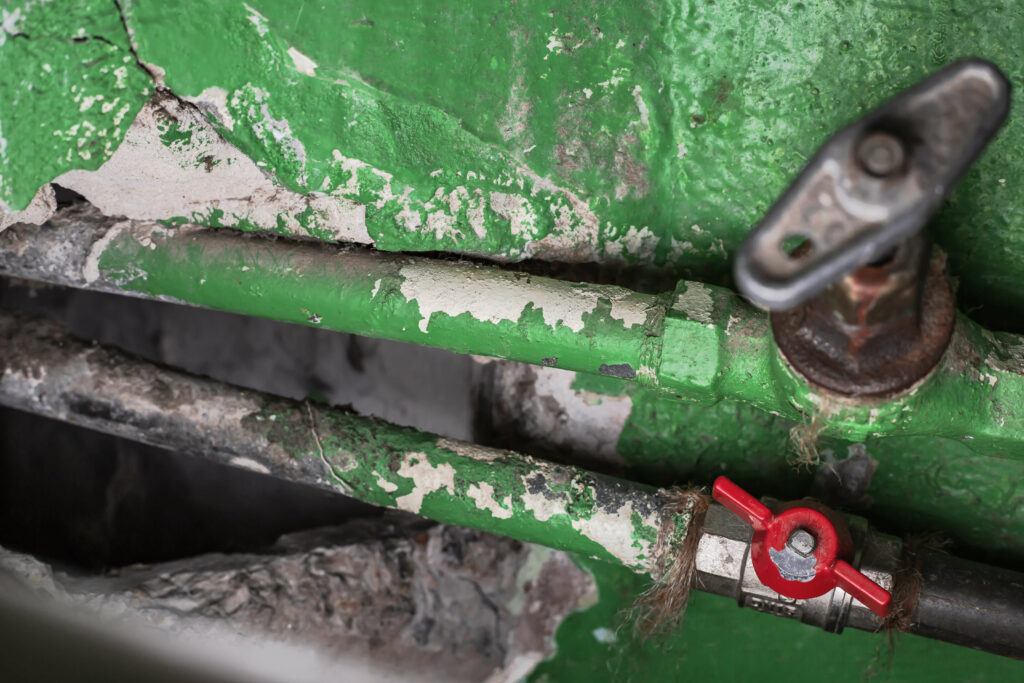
[712,476,892,618]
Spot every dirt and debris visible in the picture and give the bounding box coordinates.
[0,518,594,682]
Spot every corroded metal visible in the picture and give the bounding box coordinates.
[0,310,687,575]
[771,237,956,398]
[5,208,1024,449]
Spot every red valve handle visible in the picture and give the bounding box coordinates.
[712,476,891,618]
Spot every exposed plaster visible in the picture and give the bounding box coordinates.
[394,452,456,513]
[0,184,56,231]
[398,260,652,334]
[572,500,652,569]
[53,94,371,245]
[286,47,318,77]
[672,281,714,324]
[467,482,514,520]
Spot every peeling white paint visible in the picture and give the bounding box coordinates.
[286,47,318,77]
[398,260,655,334]
[436,437,506,462]
[185,86,236,131]
[520,473,654,569]
[373,470,399,493]
[83,220,127,283]
[597,67,628,89]
[0,184,56,232]
[672,281,714,324]
[55,97,371,245]
[631,85,649,127]
[229,457,271,475]
[489,192,537,239]
[571,499,652,569]
[0,8,23,49]
[521,484,567,523]
[621,225,658,258]
[394,453,456,513]
[609,291,649,328]
[467,482,513,519]
[243,3,270,36]
[234,85,309,185]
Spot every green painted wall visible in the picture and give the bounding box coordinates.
[2,0,1023,679]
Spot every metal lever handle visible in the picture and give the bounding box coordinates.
[712,477,892,617]
[833,559,892,617]
[734,59,1010,310]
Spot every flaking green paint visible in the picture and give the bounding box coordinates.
[89,224,1024,457]
[94,226,656,380]
[242,401,668,571]
[10,0,1024,327]
[0,0,150,211]
[2,1,1024,678]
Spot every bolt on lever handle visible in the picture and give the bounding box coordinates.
[734,59,1010,310]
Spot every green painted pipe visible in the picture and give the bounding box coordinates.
[0,309,688,574]
[3,208,1024,455]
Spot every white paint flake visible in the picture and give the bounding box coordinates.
[229,457,271,474]
[82,220,127,283]
[54,97,371,245]
[597,67,628,89]
[398,260,655,334]
[631,85,649,127]
[233,85,308,185]
[0,9,23,48]
[373,470,399,493]
[571,499,651,569]
[467,482,513,519]
[394,453,456,513]
[672,281,714,324]
[544,31,563,59]
[185,86,236,131]
[243,3,270,36]
[287,47,318,77]
[489,192,538,238]
[520,473,657,569]
[521,484,567,523]
[0,184,56,232]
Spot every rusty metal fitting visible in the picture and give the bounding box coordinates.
[732,61,1007,399]
[771,234,955,399]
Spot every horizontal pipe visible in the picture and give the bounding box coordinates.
[4,207,1024,450]
[911,549,1024,659]
[0,205,662,384]
[3,309,1021,656]
[0,310,687,574]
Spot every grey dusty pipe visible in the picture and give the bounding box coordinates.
[0,308,1021,657]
